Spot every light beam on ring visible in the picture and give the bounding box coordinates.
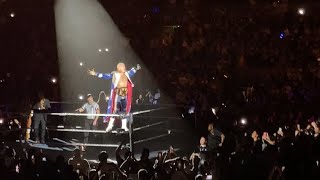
[54,0,150,102]
[53,0,192,152]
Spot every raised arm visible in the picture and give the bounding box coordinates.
[220,133,225,147]
[88,68,113,80]
[127,64,141,77]
[115,141,125,165]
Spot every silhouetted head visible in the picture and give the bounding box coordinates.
[141,148,149,160]
[98,151,109,163]
[73,148,82,158]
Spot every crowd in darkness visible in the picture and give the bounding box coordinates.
[1,0,320,179]
[1,119,320,180]
[135,1,320,109]
[125,0,320,134]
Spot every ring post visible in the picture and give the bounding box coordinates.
[128,113,134,154]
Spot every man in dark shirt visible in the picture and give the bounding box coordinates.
[32,95,51,143]
[207,123,225,153]
[194,137,208,162]
[96,151,127,179]
[138,148,154,175]
[68,149,90,177]
[251,130,262,154]
[190,136,208,170]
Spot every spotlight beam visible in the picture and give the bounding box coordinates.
[54,0,144,101]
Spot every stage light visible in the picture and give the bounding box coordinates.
[98,49,102,52]
[298,8,305,15]
[240,118,247,125]
[51,77,57,84]
[211,108,216,115]
[79,62,83,66]
[10,12,15,18]
[0,118,3,124]
[212,77,215,80]
[105,48,109,52]
[188,106,195,114]
[78,95,84,100]
[279,32,284,39]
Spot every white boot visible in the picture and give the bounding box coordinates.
[106,118,115,132]
[121,118,129,131]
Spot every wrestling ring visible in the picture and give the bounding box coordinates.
[1,101,195,160]
[47,107,167,153]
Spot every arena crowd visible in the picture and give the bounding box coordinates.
[1,0,320,179]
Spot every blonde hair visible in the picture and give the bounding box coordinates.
[117,62,125,69]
